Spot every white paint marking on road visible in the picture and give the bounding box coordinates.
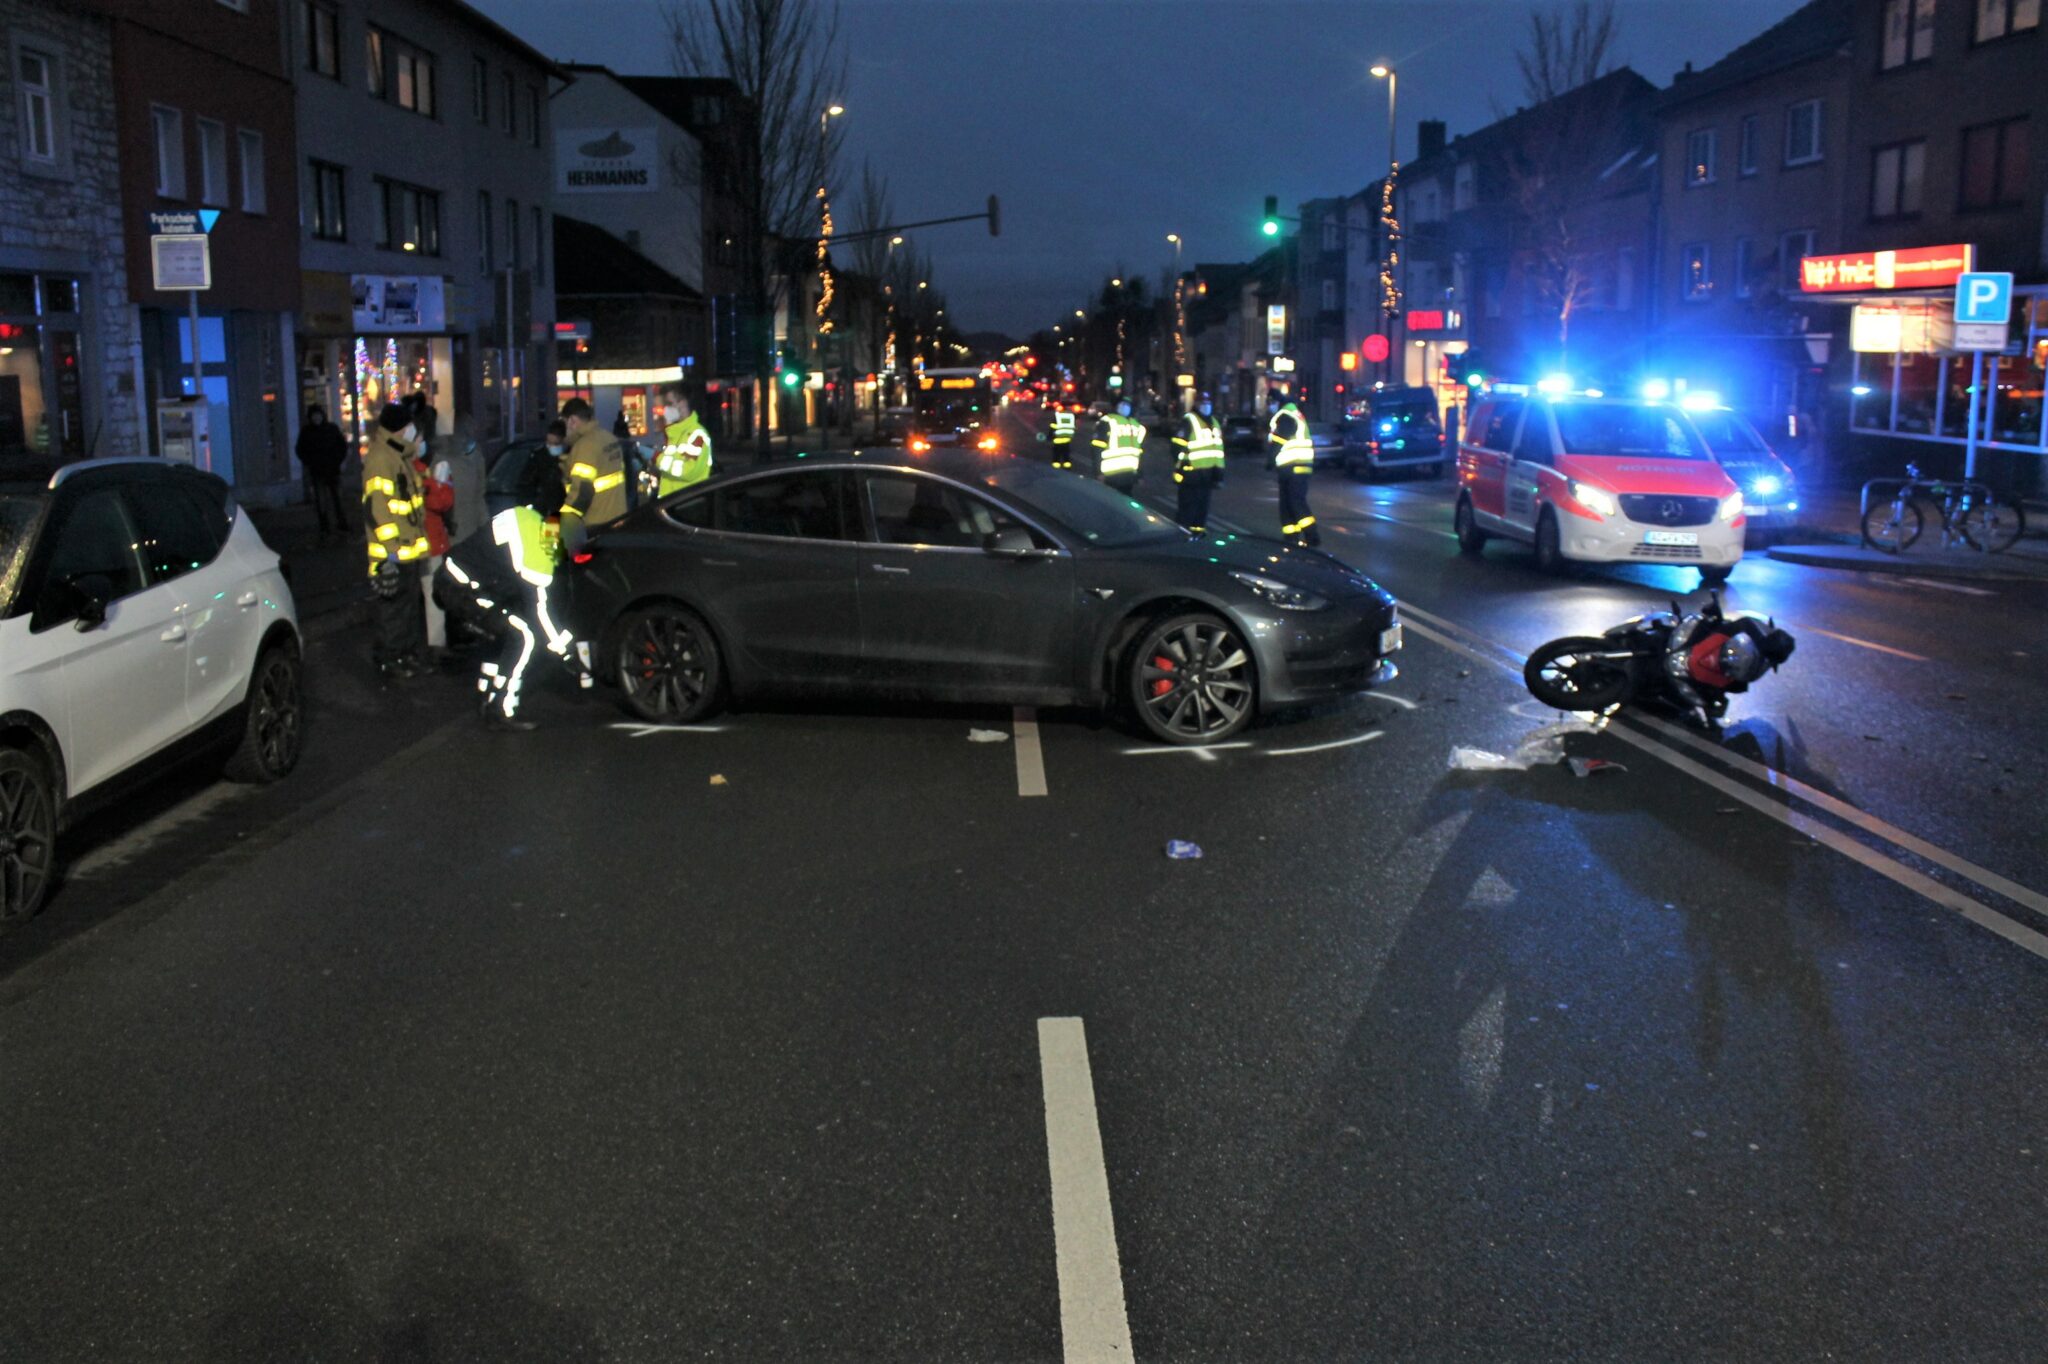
[605,722,732,738]
[1037,1018,1135,1363]
[1120,741,1253,759]
[1791,624,1929,662]
[1898,576,1997,598]
[1625,711,2048,922]
[1267,730,1384,757]
[1360,691,1421,711]
[1014,705,1049,797]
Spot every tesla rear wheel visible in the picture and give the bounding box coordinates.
[1128,613,1256,746]
[616,603,724,724]
[0,747,57,931]
[1534,509,1566,573]
[1454,496,1488,556]
[1523,636,1630,712]
[224,644,304,783]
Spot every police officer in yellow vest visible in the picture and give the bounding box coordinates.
[557,395,629,554]
[441,502,585,731]
[363,401,432,679]
[652,383,713,497]
[1267,388,1319,546]
[1172,394,1226,533]
[1091,397,1144,493]
[1047,406,1077,469]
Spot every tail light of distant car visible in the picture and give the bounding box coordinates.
[977,435,999,452]
[910,437,932,454]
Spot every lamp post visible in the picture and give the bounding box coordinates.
[813,103,843,446]
[1370,64,1401,386]
[1166,233,1186,386]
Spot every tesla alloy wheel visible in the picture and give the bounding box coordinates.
[0,747,56,930]
[616,602,725,724]
[1129,613,1257,745]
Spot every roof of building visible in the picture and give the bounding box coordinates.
[436,0,565,79]
[552,215,703,301]
[615,74,753,133]
[1659,0,1851,111]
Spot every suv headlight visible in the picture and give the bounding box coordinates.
[1718,491,1745,522]
[1228,570,1329,611]
[1567,479,1618,517]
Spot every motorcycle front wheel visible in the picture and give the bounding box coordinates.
[1524,636,1632,712]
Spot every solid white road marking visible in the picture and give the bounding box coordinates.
[1037,1017,1135,1363]
[606,722,732,737]
[1014,705,1049,797]
[1267,730,1385,757]
[1898,576,1997,597]
[1361,691,1421,711]
[1791,624,1929,662]
[1120,741,1254,761]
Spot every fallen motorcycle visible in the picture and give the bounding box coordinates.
[1523,591,1795,726]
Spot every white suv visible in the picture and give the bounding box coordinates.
[0,458,303,928]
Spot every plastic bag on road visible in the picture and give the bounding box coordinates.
[968,728,1010,743]
[1448,719,1605,772]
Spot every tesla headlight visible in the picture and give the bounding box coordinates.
[1568,479,1619,517]
[1749,474,1783,498]
[1228,570,1329,611]
[1718,491,1745,521]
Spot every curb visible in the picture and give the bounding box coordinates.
[1766,543,2048,583]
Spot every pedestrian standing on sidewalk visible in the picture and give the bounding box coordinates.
[363,402,431,680]
[296,405,348,537]
[412,442,456,653]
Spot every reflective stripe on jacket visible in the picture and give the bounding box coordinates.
[1268,404,1314,469]
[1092,414,1143,476]
[562,427,629,525]
[1173,414,1225,474]
[362,432,429,571]
[492,505,559,587]
[655,414,713,496]
[1050,411,1076,442]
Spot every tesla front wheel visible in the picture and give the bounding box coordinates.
[1523,636,1631,712]
[1128,613,1256,746]
[616,603,725,724]
[0,747,57,931]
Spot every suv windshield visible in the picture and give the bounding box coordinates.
[0,492,47,616]
[1552,403,1707,460]
[983,466,1185,548]
[1685,408,1772,457]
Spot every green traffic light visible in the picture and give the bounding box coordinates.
[1261,220,1280,237]
[781,371,801,388]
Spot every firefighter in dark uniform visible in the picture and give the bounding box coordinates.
[557,395,628,555]
[363,402,431,679]
[1171,394,1225,533]
[1267,388,1319,546]
[440,502,588,731]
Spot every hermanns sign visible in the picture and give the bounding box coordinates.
[556,128,659,193]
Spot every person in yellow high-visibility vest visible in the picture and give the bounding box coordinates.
[557,395,629,554]
[652,383,714,497]
[1091,397,1144,493]
[440,502,586,731]
[1267,389,1319,546]
[362,402,431,679]
[1047,406,1077,469]
[1171,394,1226,533]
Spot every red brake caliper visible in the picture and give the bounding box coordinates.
[1151,655,1177,697]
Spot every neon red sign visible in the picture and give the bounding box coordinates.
[1799,244,1975,293]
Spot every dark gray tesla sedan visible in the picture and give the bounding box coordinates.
[560,452,1401,744]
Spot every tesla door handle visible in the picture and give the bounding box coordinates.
[701,558,739,568]
[870,563,911,575]
[236,590,260,609]
[160,624,188,643]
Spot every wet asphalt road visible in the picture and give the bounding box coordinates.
[3,414,2047,1362]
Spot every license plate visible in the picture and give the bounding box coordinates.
[1380,623,1404,654]
[1644,530,1699,546]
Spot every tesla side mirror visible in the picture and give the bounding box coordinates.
[983,526,1040,556]
[70,574,114,631]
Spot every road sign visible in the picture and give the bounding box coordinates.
[1266,305,1286,356]
[1954,272,2014,325]
[150,234,211,291]
[149,209,219,235]
[1954,321,2008,352]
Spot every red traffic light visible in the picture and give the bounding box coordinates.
[1360,334,1391,364]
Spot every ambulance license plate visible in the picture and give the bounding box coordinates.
[1644,530,1699,546]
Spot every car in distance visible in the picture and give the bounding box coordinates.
[1342,386,1445,479]
[558,453,1402,745]
[0,457,303,929]
[1453,391,1746,584]
[1222,414,1262,455]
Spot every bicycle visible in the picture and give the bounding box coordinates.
[1861,463,2026,554]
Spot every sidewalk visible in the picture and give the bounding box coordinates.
[244,501,372,633]
[1766,484,2048,582]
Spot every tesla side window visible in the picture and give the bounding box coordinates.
[711,472,853,540]
[31,489,147,631]
[665,492,713,528]
[127,483,223,584]
[865,474,1035,549]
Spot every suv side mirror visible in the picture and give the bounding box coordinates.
[70,574,115,631]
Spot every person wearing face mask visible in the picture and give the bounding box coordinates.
[557,396,628,554]
[652,383,713,497]
[1267,386,1319,546]
[1091,395,1144,493]
[363,402,431,680]
[1171,394,1225,533]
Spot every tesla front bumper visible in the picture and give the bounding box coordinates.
[1253,606,1403,707]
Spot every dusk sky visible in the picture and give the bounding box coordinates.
[477,0,1809,337]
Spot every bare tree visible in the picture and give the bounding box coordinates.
[667,0,848,452]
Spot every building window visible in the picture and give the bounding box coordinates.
[367,26,435,116]
[472,56,488,122]
[302,0,338,79]
[365,27,383,97]
[501,71,515,136]
[1453,160,1476,210]
[1960,116,2030,209]
[237,128,265,213]
[532,205,545,283]
[1779,229,1816,290]
[1685,128,1716,185]
[1882,0,1937,68]
[375,178,441,255]
[1975,0,2041,42]
[1784,99,1823,166]
[1733,238,1753,298]
[1681,242,1712,300]
[309,159,346,240]
[1871,139,1927,218]
[1738,115,1758,175]
[506,198,520,270]
[529,87,542,149]
[195,118,228,206]
[477,190,493,273]
[151,105,185,198]
[17,47,59,165]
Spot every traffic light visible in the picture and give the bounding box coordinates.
[1261,196,1281,237]
[780,369,802,389]
[1457,350,1488,388]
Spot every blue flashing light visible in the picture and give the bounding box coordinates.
[1640,378,1671,401]
[1679,391,1723,411]
[1750,474,1783,498]
[1850,384,1874,397]
[1536,373,1573,396]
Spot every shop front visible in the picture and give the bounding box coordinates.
[298,271,461,456]
[0,270,90,462]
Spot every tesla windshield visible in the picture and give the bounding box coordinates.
[1552,404,1708,460]
[984,467,1186,548]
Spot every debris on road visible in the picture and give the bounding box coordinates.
[1166,840,1204,860]
[1567,757,1627,778]
[1448,719,1602,771]
[709,774,729,787]
[967,728,1010,743]
[1716,806,1741,815]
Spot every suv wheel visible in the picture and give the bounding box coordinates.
[224,643,305,783]
[1534,508,1567,574]
[0,747,57,929]
[1454,495,1488,556]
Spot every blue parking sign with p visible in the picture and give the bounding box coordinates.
[1955,272,2013,325]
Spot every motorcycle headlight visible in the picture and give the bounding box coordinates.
[1228,570,1329,612]
[1749,474,1783,499]
[1568,479,1619,518]
[1718,491,1745,522]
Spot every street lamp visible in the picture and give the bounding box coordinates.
[815,103,845,446]
[1371,63,1401,385]
[1167,233,1186,379]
